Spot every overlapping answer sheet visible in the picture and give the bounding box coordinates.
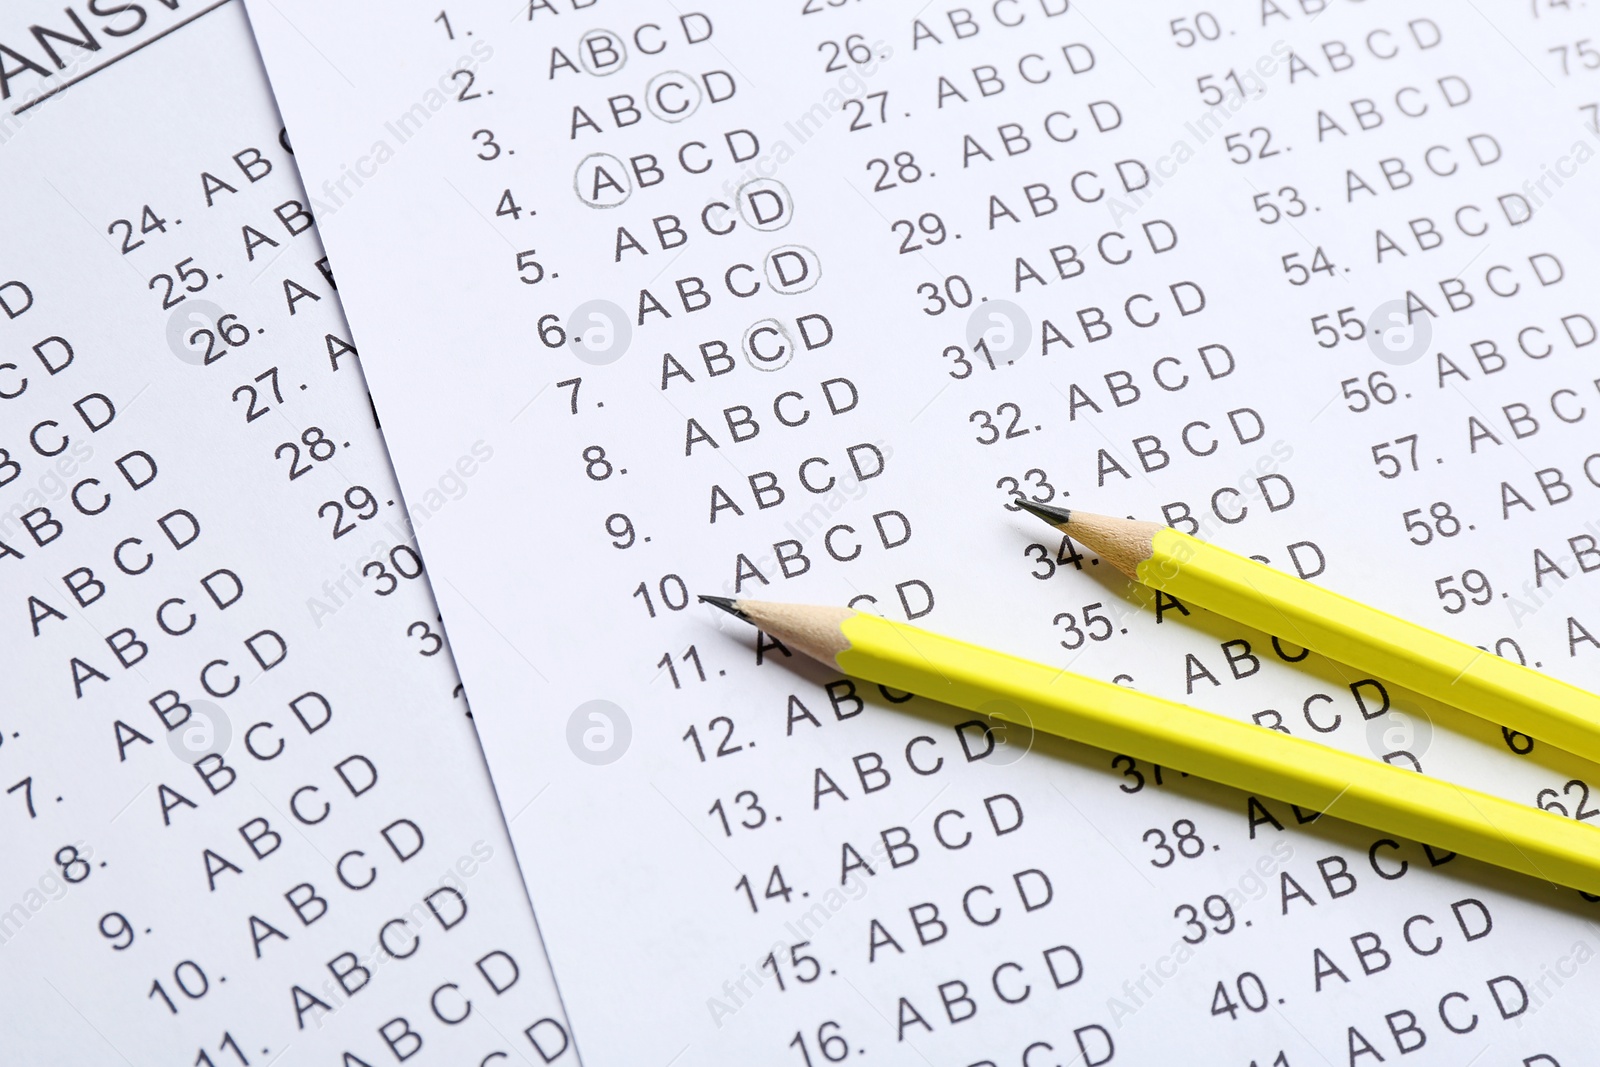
[0,2,573,1063]
[243,0,1600,1063]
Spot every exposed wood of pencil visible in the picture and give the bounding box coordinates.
[1015,503,1159,579]
[736,599,853,661]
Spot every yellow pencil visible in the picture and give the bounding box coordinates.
[699,595,1600,895]
[1016,502,1600,765]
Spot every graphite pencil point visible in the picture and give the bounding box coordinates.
[698,595,747,619]
[1014,500,1073,526]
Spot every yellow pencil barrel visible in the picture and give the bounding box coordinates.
[836,612,1600,897]
[1141,530,1600,763]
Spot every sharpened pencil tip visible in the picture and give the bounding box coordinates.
[698,595,747,620]
[1014,500,1073,526]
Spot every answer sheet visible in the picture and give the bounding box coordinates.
[244,0,1600,1063]
[0,3,572,1063]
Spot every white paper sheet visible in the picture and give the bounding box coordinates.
[242,0,1600,1062]
[0,3,572,1063]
